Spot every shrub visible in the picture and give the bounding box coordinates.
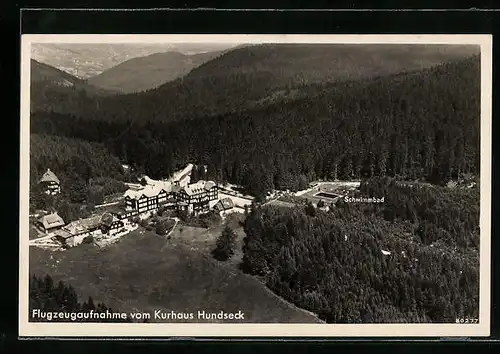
[82,235,94,244]
[163,219,176,231]
[155,222,167,235]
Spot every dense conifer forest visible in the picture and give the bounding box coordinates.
[29,134,128,220]
[241,178,479,323]
[31,56,480,200]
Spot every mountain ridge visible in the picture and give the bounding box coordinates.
[97,44,481,123]
[87,50,224,93]
[30,44,480,126]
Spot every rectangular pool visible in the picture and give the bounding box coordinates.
[315,191,342,199]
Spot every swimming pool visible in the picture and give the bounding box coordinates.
[315,191,342,199]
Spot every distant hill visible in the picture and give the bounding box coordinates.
[31,43,239,78]
[31,59,111,93]
[185,43,479,83]
[144,44,480,118]
[87,50,224,93]
[30,44,479,122]
[60,43,478,124]
[30,59,115,114]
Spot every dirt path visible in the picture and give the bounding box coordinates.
[165,217,179,238]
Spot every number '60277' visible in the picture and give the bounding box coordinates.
[456,318,479,324]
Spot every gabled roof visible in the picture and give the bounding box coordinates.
[182,180,217,196]
[54,229,72,239]
[62,215,101,235]
[39,169,60,184]
[215,197,234,211]
[171,164,193,182]
[38,212,65,229]
[123,181,172,200]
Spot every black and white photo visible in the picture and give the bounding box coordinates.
[19,34,492,338]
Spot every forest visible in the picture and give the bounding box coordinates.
[29,274,130,322]
[30,56,480,200]
[29,134,128,221]
[241,178,479,323]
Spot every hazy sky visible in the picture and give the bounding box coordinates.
[32,42,239,56]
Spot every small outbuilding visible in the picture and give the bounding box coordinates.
[214,197,235,216]
[37,212,65,233]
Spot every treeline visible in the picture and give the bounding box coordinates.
[241,180,479,323]
[31,56,480,200]
[30,134,128,218]
[29,274,130,322]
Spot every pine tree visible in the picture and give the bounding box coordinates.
[191,165,200,183]
[212,224,237,261]
[305,201,316,217]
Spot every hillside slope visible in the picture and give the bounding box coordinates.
[241,180,479,323]
[30,59,116,114]
[29,231,322,323]
[31,59,112,94]
[32,56,481,195]
[87,51,223,93]
[31,44,480,122]
[149,43,479,118]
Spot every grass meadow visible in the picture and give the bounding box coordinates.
[29,214,321,323]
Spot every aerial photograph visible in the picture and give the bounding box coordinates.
[25,38,483,327]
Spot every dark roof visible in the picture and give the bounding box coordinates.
[215,198,234,211]
[100,212,117,227]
